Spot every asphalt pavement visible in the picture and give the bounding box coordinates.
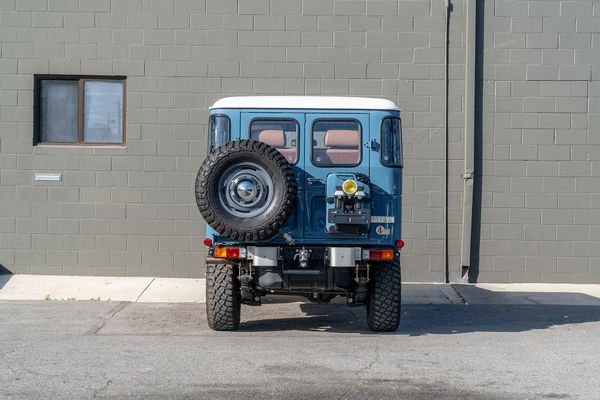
[1,284,600,399]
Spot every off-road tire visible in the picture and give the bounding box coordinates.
[195,140,297,241]
[366,259,401,332]
[206,263,241,331]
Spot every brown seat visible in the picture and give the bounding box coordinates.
[255,129,297,164]
[323,129,360,165]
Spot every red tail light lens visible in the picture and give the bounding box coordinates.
[395,240,405,249]
[227,247,240,258]
[203,238,213,247]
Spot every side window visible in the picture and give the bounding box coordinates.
[312,120,361,167]
[380,117,403,167]
[208,115,230,152]
[250,119,298,164]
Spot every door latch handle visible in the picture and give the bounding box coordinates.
[307,177,324,185]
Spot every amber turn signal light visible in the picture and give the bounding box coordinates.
[214,247,241,259]
[367,249,395,261]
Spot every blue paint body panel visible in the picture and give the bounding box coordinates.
[205,107,402,247]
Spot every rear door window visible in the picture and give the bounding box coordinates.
[380,117,403,167]
[250,119,299,164]
[311,120,361,167]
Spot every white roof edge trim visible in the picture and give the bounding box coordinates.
[210,96,400,111]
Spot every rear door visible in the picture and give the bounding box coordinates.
[240,112,305,241]
[304,113,370,240]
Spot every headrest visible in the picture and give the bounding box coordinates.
[257,129,285,147]
[324,130,359,148]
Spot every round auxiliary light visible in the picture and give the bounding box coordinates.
[342,179,358,195]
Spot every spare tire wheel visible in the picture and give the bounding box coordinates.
[195,139,297,241]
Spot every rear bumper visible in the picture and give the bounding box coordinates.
[208,245,398,266]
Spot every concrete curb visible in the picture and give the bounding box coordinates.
[2,274,600,305]
[0,274,206,303]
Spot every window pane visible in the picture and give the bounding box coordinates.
[381,117,403,167]
[250,120,298,164]
[312,120,361,166]
[83,81,124,143]
[40,80,79,143]
[209,115,230,151]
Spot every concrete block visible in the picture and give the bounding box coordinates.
[526,65,558,80]
[512,17,542,33]
[495,1,528,17]
[239,0,268,14]
[559,161,591,177]
[110,251,142,267]
[493,192,525,208]
[525,256,557,272]
[561,1,594,16]
[538,145,571,160]
[527,33,558,48]
[127,235,159,251]
[141,252,173,269]
[270,0,301,14]
[543,17,576,33]
[559,65,591,81]
[348,15,378,31]
[303,0,333,15]
[143,0,173,12]
[539,113,571,129]
[555,97,587,113]
[577,17,600,33]
[539,177,573,195]
[159,14,189,29]
[559,32,591,49]
[49,0,78,11]
[160,45,191,61]
[529,1,560,16]
[269,31,300,46]
[126,204,158,220]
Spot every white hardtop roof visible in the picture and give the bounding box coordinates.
[210,96,399,111]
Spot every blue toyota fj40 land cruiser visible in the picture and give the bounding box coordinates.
[196,96,403,332]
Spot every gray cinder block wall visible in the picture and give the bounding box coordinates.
[0,0,598,283]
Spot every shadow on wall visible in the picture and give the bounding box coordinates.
[239,286,600,336]
[468,0,487,283]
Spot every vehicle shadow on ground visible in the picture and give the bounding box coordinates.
[239,287,600,336]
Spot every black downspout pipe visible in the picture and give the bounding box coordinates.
[444,0,452,283]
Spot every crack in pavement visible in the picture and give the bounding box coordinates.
[86,301,130,336]
[356,345,380,375]
[92,378,113,399]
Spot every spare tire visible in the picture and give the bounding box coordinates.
[195,140,297,241]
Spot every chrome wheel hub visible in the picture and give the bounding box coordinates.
[218,162,273,218]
